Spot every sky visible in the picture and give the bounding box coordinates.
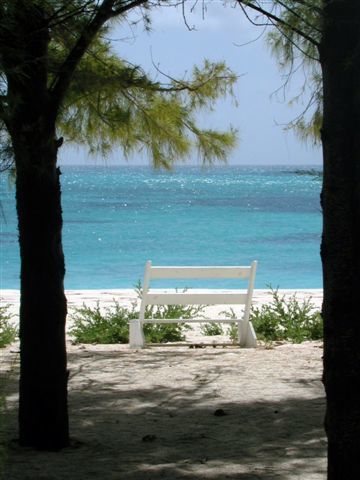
[59,2,322,167]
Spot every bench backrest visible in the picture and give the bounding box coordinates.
[139,260,258,323]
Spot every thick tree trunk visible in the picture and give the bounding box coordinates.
[320,1,360,477]
[2,3,70,450]
[16,147,69,450]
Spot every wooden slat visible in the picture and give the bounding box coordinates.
[144,292,248,305]
[149,266,251,280]
[141,318,244,324]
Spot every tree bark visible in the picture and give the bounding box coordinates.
[320,1,360,477]
[15,146,69,450]
[3,3,70,450]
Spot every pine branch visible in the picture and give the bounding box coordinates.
[237,1,271,28]
[275,0,322,34]
[50,0,147,117]
[111,0,149,16]
[47,1,96,28]
[290,0,323,15]
[237,0,320,47]
[150,62,237,94]
[271,21,319,62]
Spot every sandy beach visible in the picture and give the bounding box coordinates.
[1,289,326,479]
[1,288,323,332]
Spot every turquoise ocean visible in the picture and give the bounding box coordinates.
[0,165,322,290]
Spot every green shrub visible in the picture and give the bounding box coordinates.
[69,301,137,344]
[69,299,201,344]
[0,304,17,473]
[0,304,17,348]
[227,322,238,343]
[250,288,323,343]
[138,283,201,343]
[69,288,323,346]
[200,322,224,336]
[213,308,241,343]
[143,323,190,343]
[143,303,200,343]
[224,289,323,344]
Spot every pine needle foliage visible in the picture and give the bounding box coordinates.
[236,0,322,143]
[59,43,238,166]
[264,0,323,143]
[0,3,239,170]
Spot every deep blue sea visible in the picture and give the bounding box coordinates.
[0,165,322,290]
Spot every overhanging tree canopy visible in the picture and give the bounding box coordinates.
[1,3,238,170]
[0,0,239,450]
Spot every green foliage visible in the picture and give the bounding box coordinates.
[250,288,323,343]
[223,289,323,344]
[144,303,201,343]
[143,323,190,344]
[200,322,224,336]
[1,3,239,170]
[227,322,238,343]
[217,308,239,343]
[264,0,323,143]
[69,301,137,344]
[59,46,238,167]
[0,304,17,471]
[0,304,17,348]
[69,299,201,344]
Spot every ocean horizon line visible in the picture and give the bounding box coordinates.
[57,163,323,169]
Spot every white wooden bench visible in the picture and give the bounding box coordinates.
[129,260,258,348]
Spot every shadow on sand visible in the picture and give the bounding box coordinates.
[3,345,326,479]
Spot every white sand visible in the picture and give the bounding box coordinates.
[1,287,323,333]
[1,289,326,479]
[1,288,323,344]
[1,288,323,311]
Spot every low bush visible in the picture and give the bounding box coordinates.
[0,304,17,473]
[225,289,323,344]
[251,288,323,343]
[143,303,200,343]
[69,297,202,344]
[200,322,224,336]
[0,304,17,348]
[69,288,323,345]
[143,323,190,343]
[69,301,137,344]
[226,322,239,343]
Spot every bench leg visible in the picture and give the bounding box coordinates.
[238,320,257,348]
[129,320,145,348]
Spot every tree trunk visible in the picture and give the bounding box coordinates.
[320,1,360,477]
[15,147,69,450]
[2,3,70,450]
